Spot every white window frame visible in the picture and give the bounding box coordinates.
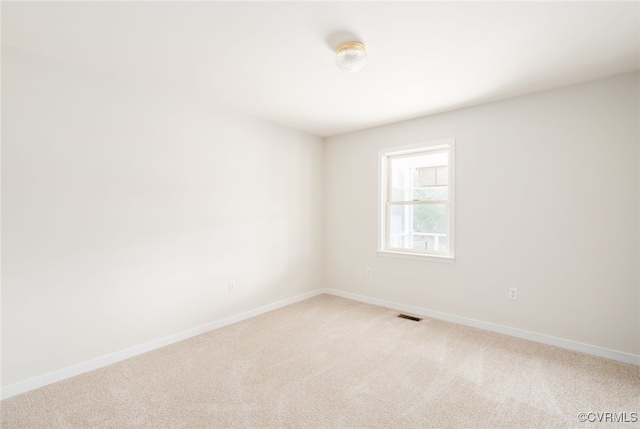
[378,138,455,262]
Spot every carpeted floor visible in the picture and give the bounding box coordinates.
[2,294,639,428]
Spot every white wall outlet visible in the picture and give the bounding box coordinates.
[509,287,517,300]
[228,281,236,292]
[366,267,372,277]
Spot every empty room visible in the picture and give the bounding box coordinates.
[1,1,639,428]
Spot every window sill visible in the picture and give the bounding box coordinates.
[377,250,455,263]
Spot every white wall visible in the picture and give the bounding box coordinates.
[324,73,640,356]
[1,47,323,387]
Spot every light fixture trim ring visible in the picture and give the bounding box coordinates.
[336,41,366,53]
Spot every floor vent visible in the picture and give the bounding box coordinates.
[397,314,422,322]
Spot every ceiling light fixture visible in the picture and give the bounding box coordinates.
[335,41,368,73]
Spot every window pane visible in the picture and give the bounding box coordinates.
[412,187,448,201]
[436,166,448,185]
[417,167,437,187]
[390,151,448,202]
[389,203,449,253]
[389,205,406,248]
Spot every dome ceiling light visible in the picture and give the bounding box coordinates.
[335,41,368,73]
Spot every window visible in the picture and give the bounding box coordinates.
[379,139,455,261]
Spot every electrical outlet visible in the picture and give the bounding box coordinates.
[228,281,236,292]
[366,267,372,277]
[509,287,517,300]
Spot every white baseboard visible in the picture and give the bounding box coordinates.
[0,289,324,400]
[4,287,637,400]
[321,288,640,366]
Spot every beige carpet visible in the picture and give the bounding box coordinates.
[2,294,639,428]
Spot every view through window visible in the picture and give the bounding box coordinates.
[380,140,454,259]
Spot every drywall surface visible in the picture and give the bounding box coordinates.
[324,72,640,355]
[1,47,323,386]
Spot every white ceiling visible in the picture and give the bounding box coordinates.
[3,1,639,137]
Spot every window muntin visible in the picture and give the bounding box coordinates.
[380,140,454,259]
